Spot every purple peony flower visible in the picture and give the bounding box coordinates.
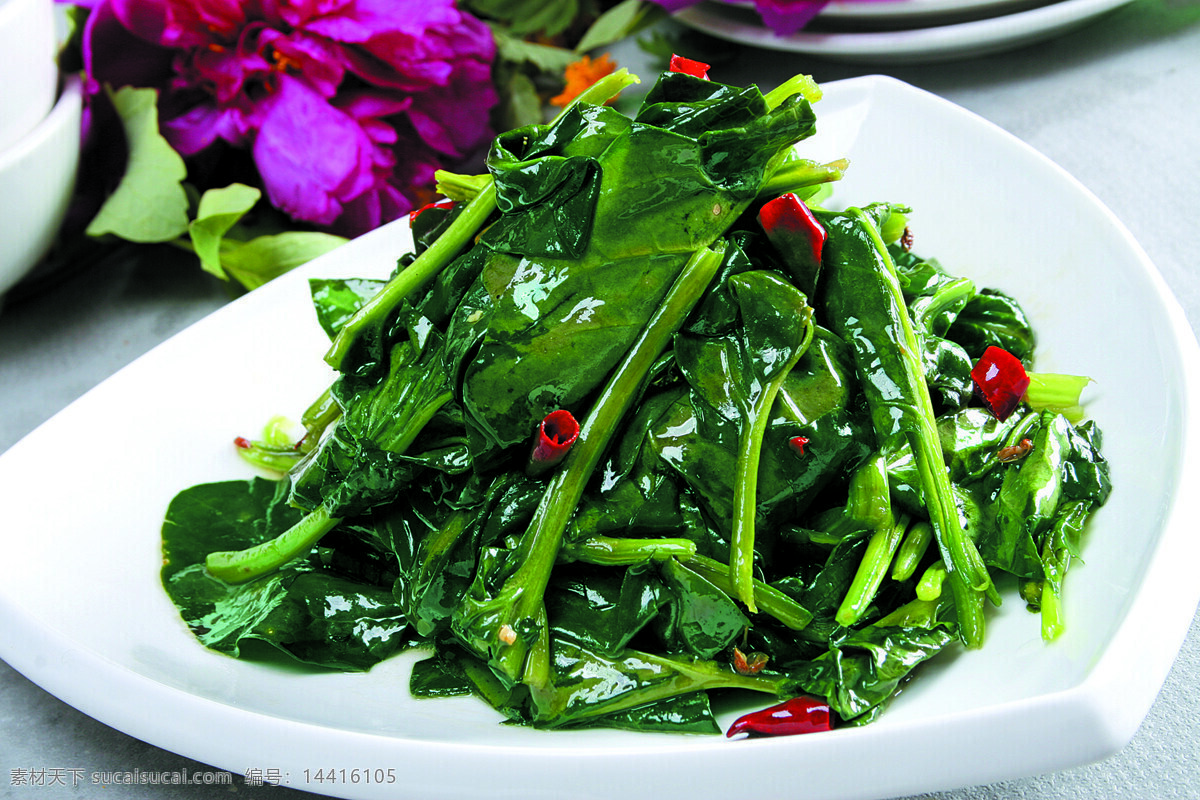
[77,0,498,236]
[649,0,831,36]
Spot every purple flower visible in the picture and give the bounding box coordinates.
[78,0,498,236]
[649,0,831,36]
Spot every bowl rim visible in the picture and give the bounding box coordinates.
[0,73,83,172]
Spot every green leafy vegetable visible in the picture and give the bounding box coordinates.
[160,66,1111,736]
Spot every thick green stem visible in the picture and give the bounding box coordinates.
[892,520,933,582]
[947,568,986,649]
[758,158,848,200]
[205,505,341,584]
[559,536,697,566]
[1025,372,1091,422]
[324,182,498,371]
[490,243,728,684]
[853,209,996,630]
[916,560,948,602]
[836,514,909,627]
[764,74,822,109]
[731,323,814,612]
[1040,584,1064,641]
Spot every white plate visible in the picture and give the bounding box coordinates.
[677,0,1135,62]
[2,75,1199,800]
[715,0,1054,27]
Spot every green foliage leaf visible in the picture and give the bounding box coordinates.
[465,0,580,36]
[575,0,664,52]
[86,85,190,243]
[188,183,262,280]
[219,231,347,291]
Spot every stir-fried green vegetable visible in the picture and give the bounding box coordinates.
[162,66,1110,735]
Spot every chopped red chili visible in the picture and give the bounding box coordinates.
[758,193,826,266]
[408,199,454,225]
[234,436,252,450]
[528,409,580,474]
[970,346,1031,422]
[789,435,810,456]
[726,696,833,738]
[668,54,711,79]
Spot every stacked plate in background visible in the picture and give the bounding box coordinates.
[674,0,1137,62]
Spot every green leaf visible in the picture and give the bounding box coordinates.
[188,183,262,280]
[657,558,748,659]
[86,85,190,243]
[220,231,348,291]
[309,278,387,341]
[161,478,409,671]
[575,0,662,53]
[465,0,579,36]
[492,28,577,72]
[792,623,956,722]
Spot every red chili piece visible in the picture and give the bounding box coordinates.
[758,193,826,266]
[408,199,454,225]
[726,696,832,738]
[970,346,1031,422]
[789,435,810,456]
[528,409,580,474]
[234,436,253,450]
[668,54,711,79]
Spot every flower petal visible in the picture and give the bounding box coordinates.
[252,75,380,227]
[754,0,830,35]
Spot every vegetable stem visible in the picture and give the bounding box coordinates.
[205,505,340,584]
[892,520,933,582]
[836,514,909,627]
[484,242,728,683]
[560,536,697,566]
[731,321,814,613]
[852,208,996,642]
[324,182,497,371]
[764,74,822,109]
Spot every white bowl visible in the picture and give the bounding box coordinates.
[0,0,58,151]
[0,74,82,296]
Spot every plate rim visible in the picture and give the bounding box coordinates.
[674,0,1136,62]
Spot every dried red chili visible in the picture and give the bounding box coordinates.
[726,696,833,738]
[408,199,454,225]
[970,346,1031,422]
[668,54,710,79]
[758,193,827,266]
[528,409,580,475]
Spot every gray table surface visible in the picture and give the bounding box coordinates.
[3,2,1199,797]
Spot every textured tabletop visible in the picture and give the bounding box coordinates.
[2,1,1199,797]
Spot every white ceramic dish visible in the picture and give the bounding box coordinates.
[676,0,1135,62]
[1,75,1198,800]
[716,0,1053,27]
[0,75,82,296]
[0,0,58,151]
